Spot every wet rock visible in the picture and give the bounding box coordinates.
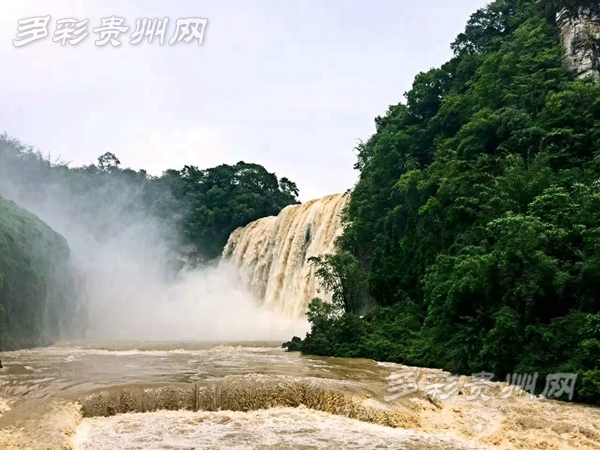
[282,336,303,352]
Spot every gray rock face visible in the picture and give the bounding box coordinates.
[557,5,600,80]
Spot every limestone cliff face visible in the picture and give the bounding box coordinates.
[557,4,600,80]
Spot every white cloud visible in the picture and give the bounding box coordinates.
[0,0,490,202]
[122,126,230,175]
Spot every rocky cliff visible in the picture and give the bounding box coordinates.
[558,4,600,80]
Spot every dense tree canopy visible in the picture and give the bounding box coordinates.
[0,136,299,349]
[0,135,299,261]
[176,162,299,258]
[292,0,600,405]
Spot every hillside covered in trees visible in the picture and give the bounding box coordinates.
[0,195,77,350]
[0,135,299,349]
[293,0,600,405]
[0,135,299,262]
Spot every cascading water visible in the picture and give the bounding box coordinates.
[3,191,600,450]
[222,193,350,318]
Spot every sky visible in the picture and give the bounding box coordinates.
[0,0,489,202]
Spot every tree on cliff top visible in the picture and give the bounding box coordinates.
[0,134,300,262]
[178,161,300,259]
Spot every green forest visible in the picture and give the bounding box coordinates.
[0,136,299,262]
[0,194,77,350]
[291,0,600,405]
[0,136,299,350]
[3,0,600,407]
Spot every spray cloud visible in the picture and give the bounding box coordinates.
[0,136,308,342]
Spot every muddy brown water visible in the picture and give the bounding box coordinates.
[1,341,599,449]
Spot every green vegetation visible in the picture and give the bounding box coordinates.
[0,134,298,350]
[290,0,600,404]
[0,195,76,350]
[175,163,299,259]
[308,252,368,315]
[0,136,299,262]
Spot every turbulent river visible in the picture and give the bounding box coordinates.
[1,341,600,450]
[1,195,599,449]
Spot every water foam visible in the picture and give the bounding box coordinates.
[223,193,349,318]
[73,407,486,450]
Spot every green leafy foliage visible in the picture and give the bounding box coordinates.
[0,135,299,262]
[0,134,299,350]
[308,252,369,314]
[0,195,76,350]
[178,163,299,259]
[293,0,600,405]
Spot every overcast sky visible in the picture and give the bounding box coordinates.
[1,1,489,201]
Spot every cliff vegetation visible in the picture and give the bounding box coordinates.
[292,0,600,405]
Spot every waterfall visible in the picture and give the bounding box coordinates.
[222,193,349,318]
